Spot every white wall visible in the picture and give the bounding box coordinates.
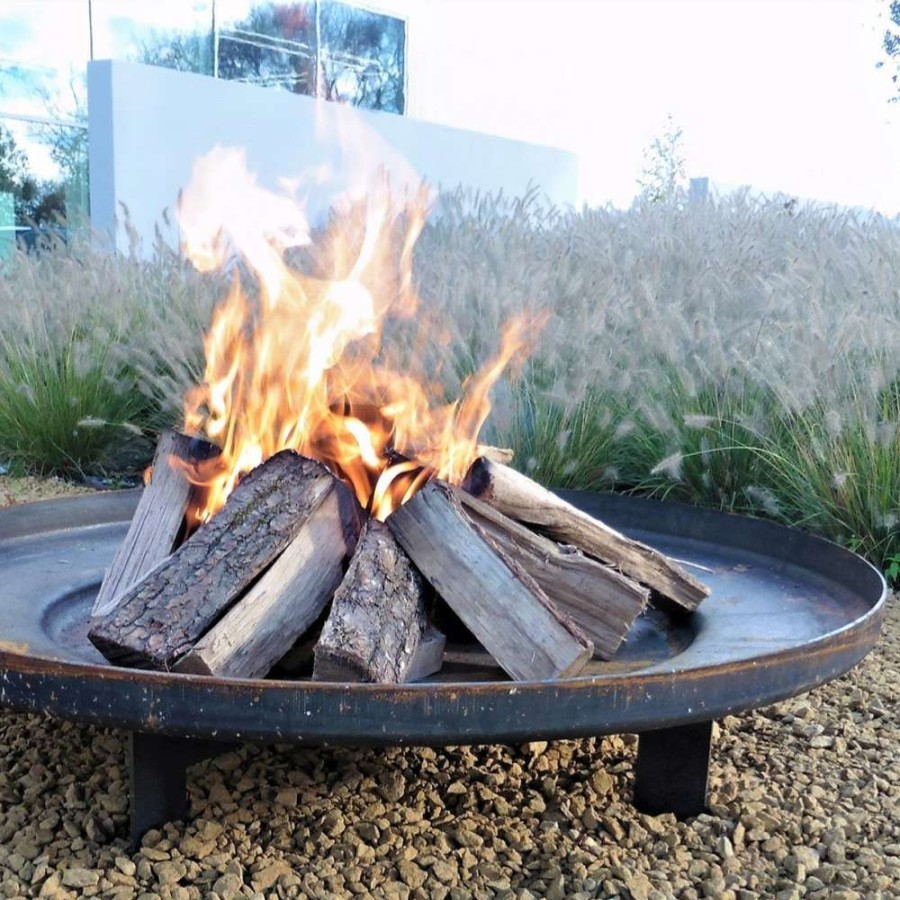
[88,59,579,254]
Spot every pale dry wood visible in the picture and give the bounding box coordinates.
[89,452,349,670]
[477,445,514,465]
[175,487,360,679]
[312,520,433,683]
[405,627,447,682]
[388,481,593,681]
[456,490,649,659]
[463,457,710,610]
[92,431,218,618]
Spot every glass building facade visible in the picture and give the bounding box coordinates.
[0,1,407,246]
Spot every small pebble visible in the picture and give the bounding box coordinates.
[0,470,896,900]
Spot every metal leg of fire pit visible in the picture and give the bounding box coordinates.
[633,720,713,818]
[128,732,231,847]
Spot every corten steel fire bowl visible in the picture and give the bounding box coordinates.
[0,489,885,845]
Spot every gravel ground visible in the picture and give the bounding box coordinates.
[0,479,897,900]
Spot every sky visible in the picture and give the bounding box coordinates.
[0,0,898,214]
[379,0,900,214]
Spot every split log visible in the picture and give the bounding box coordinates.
[174,483,361,679]
[463,458,710,610]
[312,520,437,683]
[92,431,218,618]
[278,624,445,682]
[456,491,649,659]
[89,451,357,670]
[388,481,593,681]
[477,445,514,465]
[405,627,447,682]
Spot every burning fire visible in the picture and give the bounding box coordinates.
[178,144,539,522]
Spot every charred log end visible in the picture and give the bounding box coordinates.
[310,649,372,684]
[460,456,491,499]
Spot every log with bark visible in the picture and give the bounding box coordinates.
[92,431,219,618]
[89,451,360,671]
[175,481,361,679]
[388,480,594,681]
[463,457,710,610]
[455,490,649,659]
[279,623,445,681]
[312,519,439,683]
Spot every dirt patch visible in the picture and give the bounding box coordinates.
[0,475,93,509]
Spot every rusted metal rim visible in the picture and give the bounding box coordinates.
[0,490,885,745]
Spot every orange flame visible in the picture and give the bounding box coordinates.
[178,144,540,522]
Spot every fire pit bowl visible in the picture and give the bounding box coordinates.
[0,489,885,843]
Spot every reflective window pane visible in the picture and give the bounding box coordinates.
[0,190,14,261]
[0,1,89,120]
[215,1,406,113]
[90,1,214,75]
[0,0,410,248]
[321,2,405,113]
[216,1,317,93]
[0,115,88,237]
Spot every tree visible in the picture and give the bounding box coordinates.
[318,3,405,112]
[0,124,64,227]
[637,114,687,204]
[139,28,211,75]
[0,125,29,197]
[27,78,90,227]
[877,0,900,102]
[0,68,83,229]
[217,4,317,94]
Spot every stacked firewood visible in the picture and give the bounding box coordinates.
[88,433,709,683]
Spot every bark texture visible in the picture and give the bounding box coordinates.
[313,520,434,683]
[89,452,347,670]
[175,486,361,679]
[464,457,710,610]
[388,481,593,681]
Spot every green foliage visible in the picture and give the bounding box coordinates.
[611,372,777,514]
[877,0,900,102]
[637,113,687,203]
[487,372,624,491]
[0,229,220,474]
[0,328,145,475]
[756,398,900,575]
[886,554,900,584]
[415,188,900,574]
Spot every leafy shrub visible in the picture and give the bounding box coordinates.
[0,229,221,473]
[0,327,144,475]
